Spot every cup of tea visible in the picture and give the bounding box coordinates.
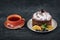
[4,14,25,29]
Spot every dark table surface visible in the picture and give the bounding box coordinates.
[0,0,60,40]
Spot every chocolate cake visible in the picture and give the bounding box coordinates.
[32,9,52,26]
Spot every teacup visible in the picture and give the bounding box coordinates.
[4,14,25,29]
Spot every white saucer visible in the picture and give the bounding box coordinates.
[27,19,57,33]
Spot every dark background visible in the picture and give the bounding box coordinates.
[0,0,60,40]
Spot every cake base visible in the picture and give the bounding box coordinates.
[32,19,52,26]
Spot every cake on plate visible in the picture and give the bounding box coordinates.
[32,9,53,31]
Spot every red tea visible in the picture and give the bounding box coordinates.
[9,17,20,21]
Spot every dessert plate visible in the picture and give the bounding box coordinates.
[27,19,57,33]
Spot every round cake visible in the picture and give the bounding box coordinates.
[32,9,52,30]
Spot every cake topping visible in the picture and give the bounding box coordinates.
[41,9,44,13]
[33,9,52,21]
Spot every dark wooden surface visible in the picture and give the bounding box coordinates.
[0,0,60,40]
